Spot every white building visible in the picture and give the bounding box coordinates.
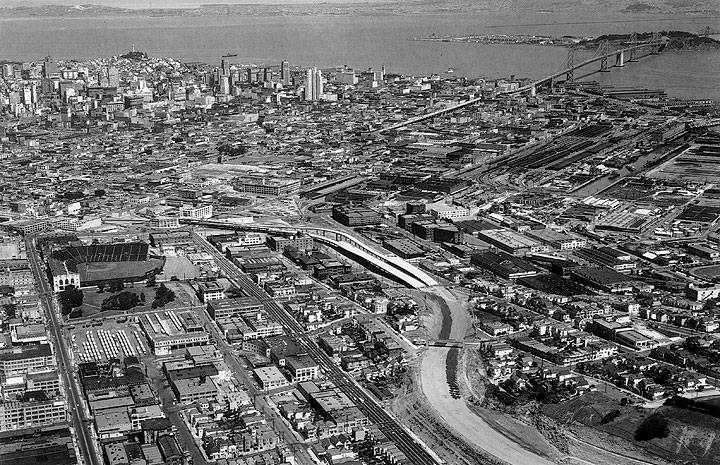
[428,203,470,221]
[180,204,213,219]
[305,67,323,101]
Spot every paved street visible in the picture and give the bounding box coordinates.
[192,232,439,465]
[26,238,102,465]
[191,298,315,464]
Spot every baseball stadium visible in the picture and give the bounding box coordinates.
[48,242,165,292]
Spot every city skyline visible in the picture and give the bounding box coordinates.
[0,9,719,465]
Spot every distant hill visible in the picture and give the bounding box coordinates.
[583,31,720,51]
[0,0,717,17]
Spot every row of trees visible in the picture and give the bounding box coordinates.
[2,303,16,319]
[152,284,175,308]
[99,284,176,311]
[59,286,83,316]
[98,280,129,293]
[665,395,720,419]
[101,291,144,311]
[63,276,176,316]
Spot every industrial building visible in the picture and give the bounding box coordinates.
[331,205,381,227]
[234,176,301,197]
[266,234,314,252]
[382,238,425,259]
[476,229,548,256]
[570,266,636,293]
[525,229,587,251]
[139,310,210,355]
[470,251,539,279]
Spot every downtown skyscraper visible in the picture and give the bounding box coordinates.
[281,60,290,86]
[305,67,323,101]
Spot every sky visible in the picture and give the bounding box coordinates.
[0,0,381,7]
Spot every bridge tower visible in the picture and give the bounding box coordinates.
[651,31,661,54]
[598,40,611,72]
[615,50,625,67]
[565,46,576,82]
[628,32,638,62]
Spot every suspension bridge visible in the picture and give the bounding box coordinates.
[376,32,667,134]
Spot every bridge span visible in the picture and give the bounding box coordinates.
[376,39,664,134]
[180,219,439,289]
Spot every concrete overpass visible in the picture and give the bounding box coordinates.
[376,39,664,134]
[180,219,438,289]
[688,118,720,129]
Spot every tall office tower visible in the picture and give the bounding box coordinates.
[219,75,230,95]
[305,69,313,100]
[337,67,357,85]
[230,69,240,86]
[41,78,54,95]
[281,60,290,86]
[42,56,57,78]
[1,64,13,79]
[263,67,272,83]
[107,66,120,87]
[313,68,323,100]
[221,59,230,77]
[305,67,323,101]
[22,87,32,105]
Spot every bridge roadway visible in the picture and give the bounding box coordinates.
[376,41,661,134]
[688,118,720,129]
[191,232,440,465]
[181,219,438,289]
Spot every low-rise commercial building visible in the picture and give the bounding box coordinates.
[0,397,66,430]
[195,280,225,302]
[253,366,289,391]
[285,355,320,383]
[0,344,54,376]
[207,296,264,320]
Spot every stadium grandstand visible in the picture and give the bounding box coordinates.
[48,242,164,291]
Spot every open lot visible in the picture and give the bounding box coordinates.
[76,281,197,318]
[647,144,720,184]
[545,391,720,465]
[68,319,149,363]
[158,256,200,281]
